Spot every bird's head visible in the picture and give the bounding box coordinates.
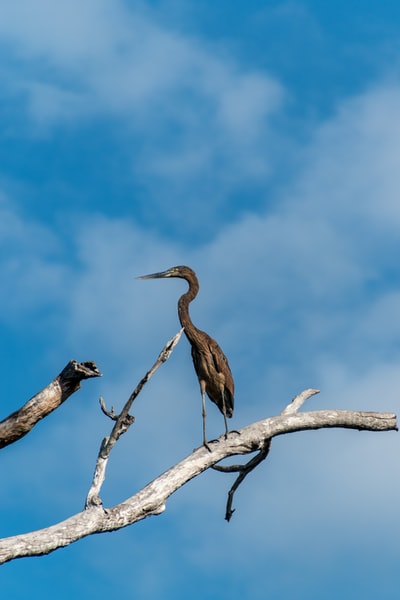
[137,265,194,280]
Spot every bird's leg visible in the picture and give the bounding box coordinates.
[221,389,229,439]
[201,385,212,452]
[222,410,229,439]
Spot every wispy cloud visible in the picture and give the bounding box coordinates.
[0,2,282,159]
[0,1,283,238]
[0,194,70,320]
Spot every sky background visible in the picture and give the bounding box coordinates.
[1,1,400,598]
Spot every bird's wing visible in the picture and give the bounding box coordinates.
[209,340,229,373]
[208,337,235,409]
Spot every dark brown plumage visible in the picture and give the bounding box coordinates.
[138,265,234,449]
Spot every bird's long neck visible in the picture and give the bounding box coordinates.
[177,274,201,342]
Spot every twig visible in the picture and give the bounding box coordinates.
[85,329,184,508]
[99,397,117,421]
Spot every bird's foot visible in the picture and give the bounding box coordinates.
[223,429,240,440]
[203,438,215,452]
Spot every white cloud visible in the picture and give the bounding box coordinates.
[22,82,90,127]
[0,1,283,180]
[0,194,70,319]
[0,0,126,65]
[293,84,400,230]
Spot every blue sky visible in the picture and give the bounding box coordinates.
[1,1,400,598]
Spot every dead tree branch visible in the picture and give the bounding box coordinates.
[85,329,184,508]
[281,388,321,415]
[212,388,321,520]
[0,360,101,449]
[213,439,272,521]
[0,406,396,564]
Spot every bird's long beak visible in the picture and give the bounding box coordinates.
[136,269,172,280]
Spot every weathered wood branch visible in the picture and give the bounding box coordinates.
[281,388,321,415]
[0,407,396,564]
[85,329,184,508]
[212,388,320,519]
[221,439,272,521]
[0,360,101,449]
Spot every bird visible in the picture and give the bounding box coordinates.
[137,265,234,450]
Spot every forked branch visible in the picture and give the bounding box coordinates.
[0,406,396,564]
[213,388,320,520]
[85,329,184,508]
[213,439,272,521]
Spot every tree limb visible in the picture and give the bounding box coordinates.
[0,360,101,449]
[281,388,321,415]
[85,329,184,508]
[212,388,320,520]
[0,407,396,564]
[214,439,272,521]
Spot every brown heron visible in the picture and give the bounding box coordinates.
[138,266,234,450]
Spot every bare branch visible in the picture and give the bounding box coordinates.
[85,330,184,509]
[0,360,101,449]
[99,397,118,421]
[212,388,320,519]
[1,407,396,564]
[225,440,271,521]
[281,388,320,415]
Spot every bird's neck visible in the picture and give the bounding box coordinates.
[177,277,200,341]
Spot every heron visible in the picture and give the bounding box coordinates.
[138,266,234,450]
